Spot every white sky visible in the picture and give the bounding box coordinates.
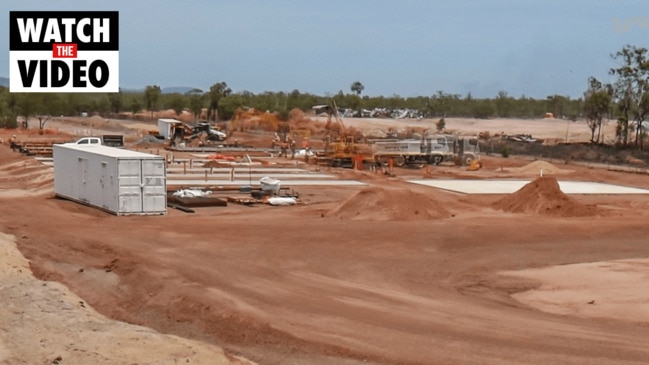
[2,0,648,98]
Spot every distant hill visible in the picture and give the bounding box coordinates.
[0,77,8,88]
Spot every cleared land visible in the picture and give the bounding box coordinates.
[2,115,649,364]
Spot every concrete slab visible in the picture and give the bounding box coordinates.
[408,179,649,195]
[167,167,309,174]
[166,173,336,180]
[167,180,367,187]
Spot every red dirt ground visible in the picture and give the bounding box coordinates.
[2,117,649,364]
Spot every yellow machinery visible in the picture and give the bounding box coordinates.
[466,159,483,171]
[167,121,227,147]
[318,101,374,168]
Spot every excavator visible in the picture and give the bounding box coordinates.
[169,121,226,147]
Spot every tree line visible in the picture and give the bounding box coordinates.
[1,44,647,150]
[0,84,584,126]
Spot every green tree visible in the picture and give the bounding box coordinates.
[108,90,123,114]
[0,87,18,128]
[546,94,569,118]
[350,81,364,96]
[166,93,186,117]
[472,100,495,119]
[144,85,161,120]
[95,94,111,115]
[15,93,64,130]
[494,90,512,117]
[637,92,649,150]
[187,89,205,121]
[429,91,461,117]
[208,82,232,121]
[66,93,90,116]
[583,77,611,144]
[346,94,362,113]
[435,117,446,132]
[609,45,649,148]
[564,97,583,121]
[129,97,142,115]
[284,89,320,111]
[218,94,245,121]
[254,91,287,113]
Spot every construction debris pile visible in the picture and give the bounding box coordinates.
[316,107,423,119]
[504,133,538,143]
[167,175,300,212]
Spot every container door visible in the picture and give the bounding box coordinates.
[141,159,166,213]
[117,159,166,214]
[118,159,144,213]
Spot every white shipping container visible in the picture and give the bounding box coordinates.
[53,144,167,216]
[157,118,181,140]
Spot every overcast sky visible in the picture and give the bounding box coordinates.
[2,0,648,98]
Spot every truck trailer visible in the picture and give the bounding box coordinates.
[372,135,480,167]
[372,135,454,167]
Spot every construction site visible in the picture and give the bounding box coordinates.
[2,110,649,365]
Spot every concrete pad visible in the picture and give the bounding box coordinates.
[167,167,309,174]
[167,180,367,187]
[408,179,649,195]
[166,173,336,180]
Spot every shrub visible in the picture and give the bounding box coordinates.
[436,117,446,132]
[501,145,511,158]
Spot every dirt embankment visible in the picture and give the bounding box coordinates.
[0,231,254,365]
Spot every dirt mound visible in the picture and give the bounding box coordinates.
[513,160,573,175]
[289,108,324,136]
[288,108,307,121]
[328,186,450,221]
[494,176,598,217]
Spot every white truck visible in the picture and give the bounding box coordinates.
[74,135,124,147]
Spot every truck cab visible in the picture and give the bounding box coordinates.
[73,135,124,147]
[74,137,102,145]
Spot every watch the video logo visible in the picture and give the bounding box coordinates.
[9,11,119,93]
